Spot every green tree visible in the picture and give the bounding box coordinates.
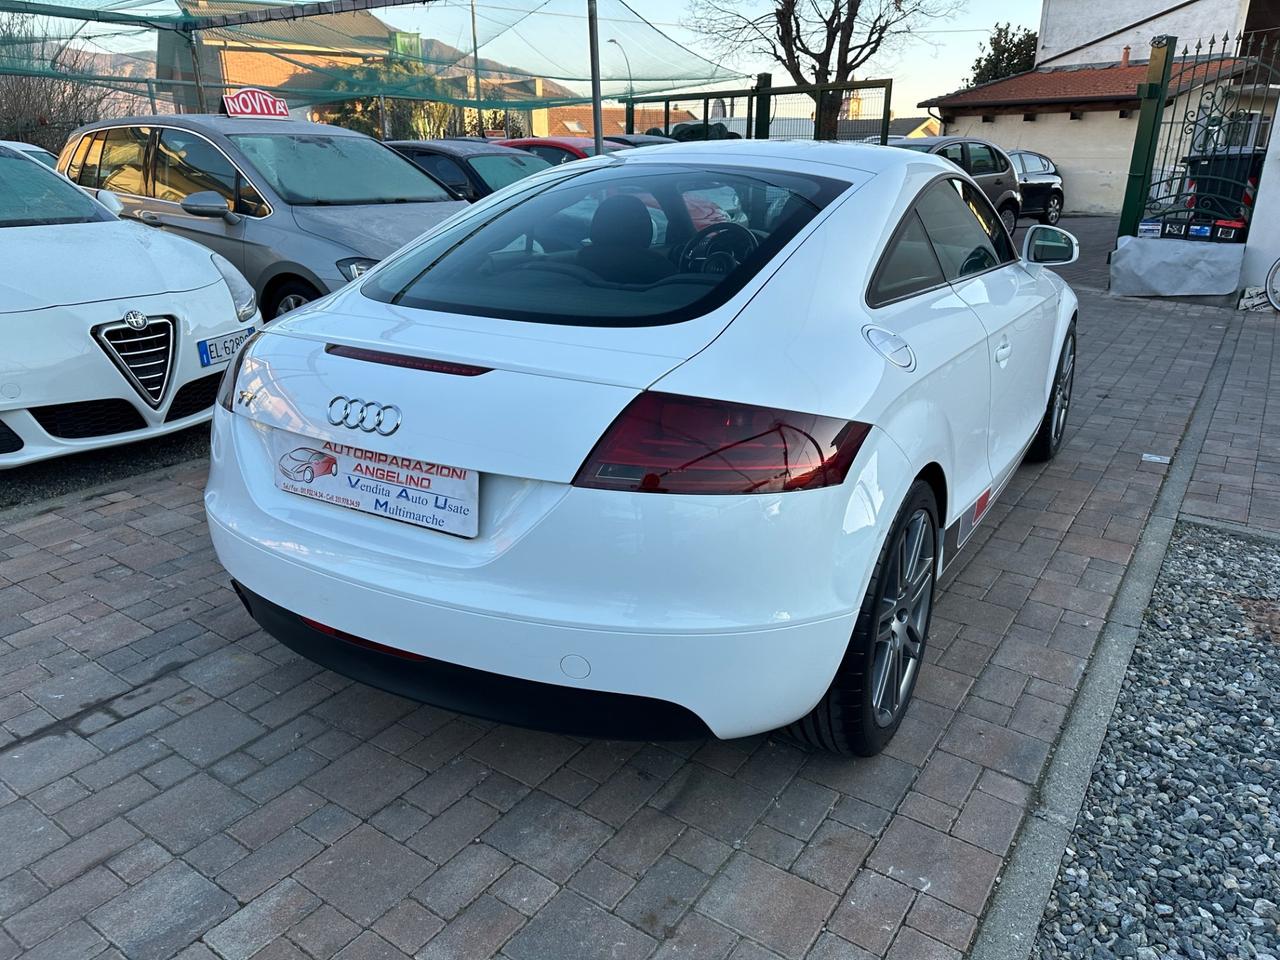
[970,23,1038,86]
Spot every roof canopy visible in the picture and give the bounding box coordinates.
[0,0,743,109]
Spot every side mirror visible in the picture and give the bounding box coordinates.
[1023,224,1079,265]
[181,191,241,224]
[95,190,124,216]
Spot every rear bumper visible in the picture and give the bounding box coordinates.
[206,407,913,739]
[232,581,710,740]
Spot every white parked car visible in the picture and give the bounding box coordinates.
[0,139,59,167]
[0,146,259,468]
[206,141,1079,755]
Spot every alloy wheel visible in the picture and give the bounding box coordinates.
[1051,337,1075,446]
[1047,196,1062,224]
[870,508,935,728]
[1001,207,1017,233]
[277,293,310,316]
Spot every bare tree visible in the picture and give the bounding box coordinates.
[689,0,959,136]
[0,14,122,152]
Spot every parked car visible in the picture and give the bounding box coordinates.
[58,116,469,319]
[1010,150,1065,225]
[0,139,58,167]
[207,141,1079,755]
[497,136,628,164]
[0,146,259,468]
[605,133,676,147]
[897,136,1022,231]
[388,139,552,200]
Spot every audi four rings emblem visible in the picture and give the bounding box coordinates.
[327,396,402,436]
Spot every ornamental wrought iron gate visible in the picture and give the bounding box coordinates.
[621,73,894,143]
[1118,31,1279,240]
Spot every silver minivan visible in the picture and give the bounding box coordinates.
[59,116,469,318]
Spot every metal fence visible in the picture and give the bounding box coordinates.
[622,74,893,143]
[1119,30,1278,240]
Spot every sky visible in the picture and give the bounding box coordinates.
[634,0,1042,116]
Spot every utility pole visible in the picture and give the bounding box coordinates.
[470,0,483,135]
[184,29,208,113]
[587,0,604,155]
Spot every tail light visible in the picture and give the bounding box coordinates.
[216,330,264,412]
[572,392,870,495]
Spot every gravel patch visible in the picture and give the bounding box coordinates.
[1033,522,1279,960]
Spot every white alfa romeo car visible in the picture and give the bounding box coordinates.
[0,145,258,468]
[207,141,1079,755]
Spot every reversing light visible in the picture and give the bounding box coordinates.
[572,392,870,495]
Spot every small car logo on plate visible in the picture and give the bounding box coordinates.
[122,310,149,330]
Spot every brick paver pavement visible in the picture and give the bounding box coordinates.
[0,290,1257,960]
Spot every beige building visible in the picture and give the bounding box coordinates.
[921,0,1280,215]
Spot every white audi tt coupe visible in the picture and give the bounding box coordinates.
[0,145,258,468]
[206,141,1079,755]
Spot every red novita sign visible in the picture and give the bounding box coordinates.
[222,88,290,119]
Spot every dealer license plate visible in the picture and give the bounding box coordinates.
[270,429,479,538]
[198,327,255,367]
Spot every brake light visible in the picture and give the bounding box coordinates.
[572,392,870,494]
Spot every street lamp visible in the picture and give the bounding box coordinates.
[608,38,633,98]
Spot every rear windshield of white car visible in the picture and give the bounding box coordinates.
[0,151,114,227]
[228,133,455,206]
[362,162,848,326]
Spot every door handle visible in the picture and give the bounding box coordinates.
[994,339,1012,366]
[136,211,161,225]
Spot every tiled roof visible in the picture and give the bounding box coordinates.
[546,104,696,137]
[921,59,1247,110]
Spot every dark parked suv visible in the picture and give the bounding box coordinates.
[897,136,1022,231]
[1010,150,1065,225]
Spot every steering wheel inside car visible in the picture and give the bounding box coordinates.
[678,222,759,274]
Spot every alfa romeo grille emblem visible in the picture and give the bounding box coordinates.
[122,310,149,331]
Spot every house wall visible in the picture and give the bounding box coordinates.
[944,111,1139,214]
[1036,0,1250,67]
[1241,126,1280,288]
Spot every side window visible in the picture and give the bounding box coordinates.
[64,136,91,183]
[916,179,1003,280]
[868,211,946,307]
[1029,155,1050,174]
[416,154,468,192]
[153,129,235,206]
[938,143,964,168]
[958,180,1017,263]
[97,127,149,196]
[78,133,106,188]
[968,143,998,176]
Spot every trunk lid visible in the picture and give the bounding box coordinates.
[241,286,741,483]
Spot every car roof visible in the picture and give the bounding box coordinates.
[501,136,623,149]
[0,139,50,153]
[386,139,530,158]
[70,114,370,138]
[606,138,958,177]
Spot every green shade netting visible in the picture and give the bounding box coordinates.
[0,0,744,108]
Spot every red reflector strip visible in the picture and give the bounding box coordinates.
[325,344,490,377]
[974,489,991,520]
[299,615,428,661]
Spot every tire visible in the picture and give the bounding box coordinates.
[264,279,320,320]
[999,203,1019,234]
[1266,258,1280,312]
[785,480,938,756]
[302,466,314,484]
[1039,193,1063,225]
[1027,324,1076,462]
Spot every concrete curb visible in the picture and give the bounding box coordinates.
[968,309,1243,960]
